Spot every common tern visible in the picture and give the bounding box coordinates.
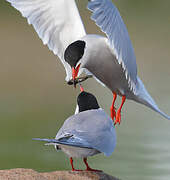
[33,91,116,171]
[6,0,170,124]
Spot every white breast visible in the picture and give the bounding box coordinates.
[59,144,100,158]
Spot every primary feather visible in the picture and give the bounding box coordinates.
[6,0,86,81]
[88,0,137,92]
[33,138,93,149]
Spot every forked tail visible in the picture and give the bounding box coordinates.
[134,77,170,120]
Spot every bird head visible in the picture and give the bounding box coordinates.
[77,91,100,113]
[64,40,86,88]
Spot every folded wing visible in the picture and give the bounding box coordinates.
[56,110,116,156]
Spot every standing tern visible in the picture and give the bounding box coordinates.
[33,91,116,171]
[6,0,170,124]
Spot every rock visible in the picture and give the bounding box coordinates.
[0,168,120,180]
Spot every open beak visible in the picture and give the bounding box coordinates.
[72,64,81,88]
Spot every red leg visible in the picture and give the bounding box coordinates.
[70,157,75,171]
[114,96,126,126]
[83,158,102,172]
[110,92,117,121]
[70,157,82,171]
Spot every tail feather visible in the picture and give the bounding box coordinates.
[33,138,57,143]
[32,138,58,146]
[32,138,93,149]
[134,77,170,120]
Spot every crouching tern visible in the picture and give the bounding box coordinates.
[33,91,116,171]
[6,0,170,124]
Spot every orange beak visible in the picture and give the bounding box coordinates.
[72,64,81,88]
[80,84,84,92]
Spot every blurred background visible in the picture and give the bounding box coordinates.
[0,0,170,179]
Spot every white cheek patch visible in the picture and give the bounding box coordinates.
[74,105,79,115]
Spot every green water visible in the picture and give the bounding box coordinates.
[0,1,170,179]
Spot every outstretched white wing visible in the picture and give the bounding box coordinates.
[88,0,137,91]
[6,0,86,81]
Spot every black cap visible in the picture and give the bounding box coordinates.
[64,40,86,67]
[77,91,100,112]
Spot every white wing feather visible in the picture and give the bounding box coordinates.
[6,0,86,81]
[88,0,137,91]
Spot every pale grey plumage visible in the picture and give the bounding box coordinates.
[88,0,137,91]
[6,0,170,120]
[79,35,170,120]
[34,109,116,157]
